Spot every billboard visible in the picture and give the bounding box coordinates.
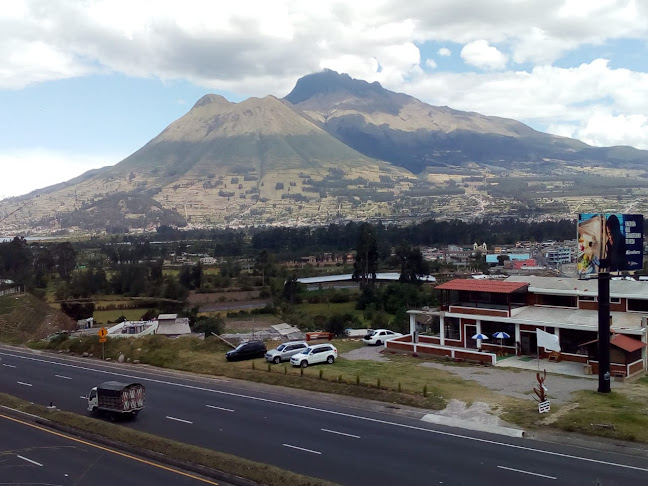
[577,214,644,275]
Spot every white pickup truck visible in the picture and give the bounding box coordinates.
[86,381,145,420]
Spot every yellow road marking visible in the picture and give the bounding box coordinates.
[0,413,219,485]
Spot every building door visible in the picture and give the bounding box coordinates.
[465,324,477,349]
[520,331,537,356]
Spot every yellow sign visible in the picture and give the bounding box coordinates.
[98,327,108,338]
[99,337,107,343]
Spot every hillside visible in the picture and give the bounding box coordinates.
[285,70,648,173]
[1,70,648,233]
[0,293,76,343]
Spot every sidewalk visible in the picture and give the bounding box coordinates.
[495,355,596,378]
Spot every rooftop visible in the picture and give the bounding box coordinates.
[435,279,529,294]
[505,276,648,299]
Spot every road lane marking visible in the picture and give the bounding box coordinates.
[166,416,193,424]
[321,428,360,439]
[55,374,72,380]
[206,405,234,412]
[0,413,218,485]
[2,363,16,368]
[497,465,556,480]
[3,349,648,474]
[17,454,43,467]
[283,444,321,455]
[17,381,32,387]
[0,405,49,422]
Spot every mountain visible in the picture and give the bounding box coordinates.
[285,70,648,173]
[2,70,647,234]
[0,94,411,233]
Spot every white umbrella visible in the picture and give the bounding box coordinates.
[472,333,489,340]
[492,331,511,347]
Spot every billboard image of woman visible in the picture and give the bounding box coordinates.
[577,213,643,275]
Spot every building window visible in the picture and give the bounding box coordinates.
[610,297,621,304]
[628,299,648,312]
[416,314,440,335]
[444,317,461,340]
[560,328,597,354]
[536,294,577,308]
[579,296,597,302]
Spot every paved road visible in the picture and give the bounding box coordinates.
[1,345,648,485]
[0,411,220,486]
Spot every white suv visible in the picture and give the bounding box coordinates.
[265,341,308,364]
[363,329,402,346]
[290,343,338,368]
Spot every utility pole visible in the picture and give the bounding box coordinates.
[597,272,611,393]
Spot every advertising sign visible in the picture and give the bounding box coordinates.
[577,214,644,275]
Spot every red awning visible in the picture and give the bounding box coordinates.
[580,334,646,353]
[435,279,529,294]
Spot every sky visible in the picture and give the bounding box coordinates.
[1,0,648,199]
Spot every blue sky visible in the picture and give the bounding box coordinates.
[1,0,647,199]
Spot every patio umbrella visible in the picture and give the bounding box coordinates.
[492,331,510,346]
[472,333,488,348]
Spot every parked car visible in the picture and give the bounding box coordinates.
[265,341,308,364]
[290,343,338,368]
[226,340,267,361]
[363,329,402,346]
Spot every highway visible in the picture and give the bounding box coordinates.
[1,345,648,485]
[0,411,221,485]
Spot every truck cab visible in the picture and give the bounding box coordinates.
[86,387,98,412]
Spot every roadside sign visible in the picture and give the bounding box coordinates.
[98,327,108,338]
[538,400,551,414]
[99,337,107,343]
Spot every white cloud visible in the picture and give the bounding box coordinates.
[1,0,648,151]
[400,59,648,149]
[0,149,121,199]
[460,40,508,70]
[425,58,437,69]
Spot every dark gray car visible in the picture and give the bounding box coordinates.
[265,341,308,364]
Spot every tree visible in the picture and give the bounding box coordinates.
[352,223,378,286]
[395,243,429,284]
[54,242,77,281]
[192,316,225,336]
[497,254,510,265]
[255,250,275,286]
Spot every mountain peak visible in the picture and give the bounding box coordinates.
[192,94,230,109]
[284,70,384,104]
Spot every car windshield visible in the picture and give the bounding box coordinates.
[234,343,247,350]
[301,348,312,355]
[276,344,286,351]
[365,330,375,337]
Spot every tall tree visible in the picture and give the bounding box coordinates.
[395,243,429,284]
[54,242,77,281]
[352,223,378,286]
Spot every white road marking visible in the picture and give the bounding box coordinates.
[0,405,49,422]
[497,465,557,480]
[3,349,648,474]
[321,428,360,439]
[166,416,193,424]
[17,454,43,467]
[55,375,72,380]
[16,381,32,387]
[283,444,321,455]
[206,405,234,412]
[2,363,16,368]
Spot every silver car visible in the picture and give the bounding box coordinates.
[265,341,308,364]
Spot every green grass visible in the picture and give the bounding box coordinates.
[93,308,154,325]
[551,390,648,442]
[0,393,338,486]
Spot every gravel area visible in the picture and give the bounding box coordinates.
[341,345,609,404]
[419,361,601,404]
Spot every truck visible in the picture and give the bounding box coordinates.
[86,381,145,420]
